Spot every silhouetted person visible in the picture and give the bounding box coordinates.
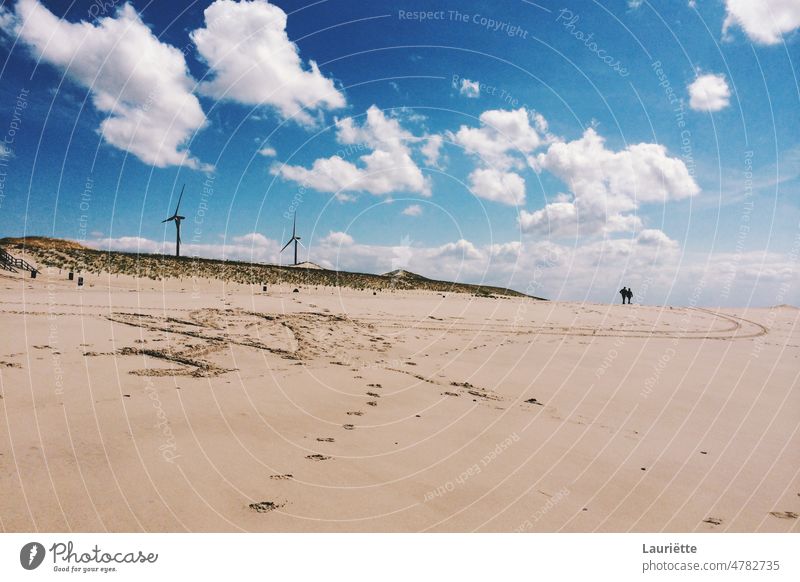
[619,287,627,304]
[626,288,633,305]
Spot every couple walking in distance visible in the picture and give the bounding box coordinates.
[620,287,633,304]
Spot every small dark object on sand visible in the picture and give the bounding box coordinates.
[249,501,282,513]
[293,288,299,293]
[524,398,543,405]
[306,454,331,461]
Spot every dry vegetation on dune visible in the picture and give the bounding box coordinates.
[0,237,542,299]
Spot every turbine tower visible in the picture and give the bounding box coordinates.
[162,184,186,257]
[280,212,303,265]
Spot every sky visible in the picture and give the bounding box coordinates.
[0,0,798,306]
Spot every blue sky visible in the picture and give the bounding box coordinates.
[0,0,798,306]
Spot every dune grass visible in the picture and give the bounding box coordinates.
[0,237,543,299]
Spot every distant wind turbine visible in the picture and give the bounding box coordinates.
[280,212,304,265]
[162,184,186,257]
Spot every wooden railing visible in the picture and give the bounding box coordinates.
[0,247,37,273]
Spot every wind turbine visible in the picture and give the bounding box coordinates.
[162,184,186,257]
[280,212,303,265]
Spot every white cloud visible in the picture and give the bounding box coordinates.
[233,232,272,247]
[8,0,209,169]
[468,167,527,206]
[274,105,431,197]
[258,145,277,157]
[722,0,800,45]
[488,241,522,259]
[636,228,679,248]
[320,231,354,246]
[0,5,14,31]
[688,73,731,111]
[448,107,555,207]
[459,78,480,98]
[402,204,423,216]
[191,0,345,125]
[450,107,545,171]
[435,239,483,261]
[421,134,443,167]
[519,201,579,237]
[525,128,699,236]
[628,0,644,9]
[391,106,427,124]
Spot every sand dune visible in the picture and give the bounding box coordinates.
[0,261,797,532]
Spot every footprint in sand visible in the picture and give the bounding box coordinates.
[343,424,355,430]
[316,437,335,442]
[702,517,723,526]
[367,401,377,406]
[306,454,331,461]
[769,511,798,519]
[269,474,293,480]
[249,501,284,513]
[347,411,364,416]
[366,392,380,398]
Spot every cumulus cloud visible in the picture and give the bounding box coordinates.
[519,201,579,238]
[524,128,699,236]
[722,0,800,45]
[320,231,354,246]
[273,105,431,197]
[434,239,483,261]
[7,0,208,169]
[421,134,443,167]
[191,0,345,125]
[258,145,277,157]
[488,241,522,259]
[402,204,423,216]
[449,107,553,206]
[450,107,545,171]
[458,78,481,98]
[688,73,731,111]
[468,167,526,206]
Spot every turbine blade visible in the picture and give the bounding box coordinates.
[174,184,185,215]
[161,218,171,223]
[280,239,292,253]
[297,240,306,249]
[292,213,296,237]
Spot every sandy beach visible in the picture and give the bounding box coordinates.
[0,265,798,533]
